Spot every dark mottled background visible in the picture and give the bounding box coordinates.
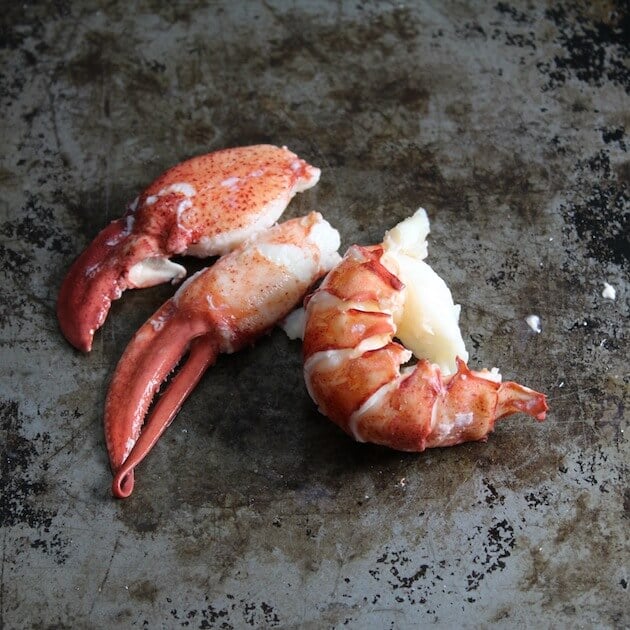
[1,1,628,628]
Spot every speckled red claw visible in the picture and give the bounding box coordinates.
[57,145,321,352]
[105,213,341,498]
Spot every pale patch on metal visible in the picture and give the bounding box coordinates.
[602,282,616,300]
[526,314,542,333]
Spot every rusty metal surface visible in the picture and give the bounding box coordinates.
[1,1,628,628]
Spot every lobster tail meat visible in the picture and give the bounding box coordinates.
[303,208,547,453]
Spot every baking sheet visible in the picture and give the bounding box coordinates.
[1,1,628,627]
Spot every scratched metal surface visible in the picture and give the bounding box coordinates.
[1,1,628,628]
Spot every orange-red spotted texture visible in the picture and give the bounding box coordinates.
[136,144,319,248]
[57,145,320,352]
[105,212,340,498]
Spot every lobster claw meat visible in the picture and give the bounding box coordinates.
[57,145,321,352]
[105,213,341,498]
